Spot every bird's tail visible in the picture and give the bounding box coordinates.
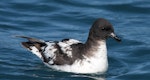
[17,36,48,62]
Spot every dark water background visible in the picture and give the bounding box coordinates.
[0,0,150,80]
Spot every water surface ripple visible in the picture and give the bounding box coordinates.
[0,0,150,80]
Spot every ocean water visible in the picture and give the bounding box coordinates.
[0,0,150,80]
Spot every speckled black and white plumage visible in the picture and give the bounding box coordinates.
[18,18,121,74]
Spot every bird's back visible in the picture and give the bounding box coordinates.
[20,36,83,65]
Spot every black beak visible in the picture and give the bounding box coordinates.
[110,33,121,42]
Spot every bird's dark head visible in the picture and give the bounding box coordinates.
[89,18,121,42]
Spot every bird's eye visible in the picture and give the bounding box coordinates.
[101,27,105,30]
[101,27,110,31]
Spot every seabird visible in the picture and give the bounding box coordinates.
[18,18,121,74]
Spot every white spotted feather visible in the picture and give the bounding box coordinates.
[29,39,81,64]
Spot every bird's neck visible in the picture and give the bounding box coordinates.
[84,37,107,57]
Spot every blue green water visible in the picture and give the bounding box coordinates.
[0,0,150,80]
